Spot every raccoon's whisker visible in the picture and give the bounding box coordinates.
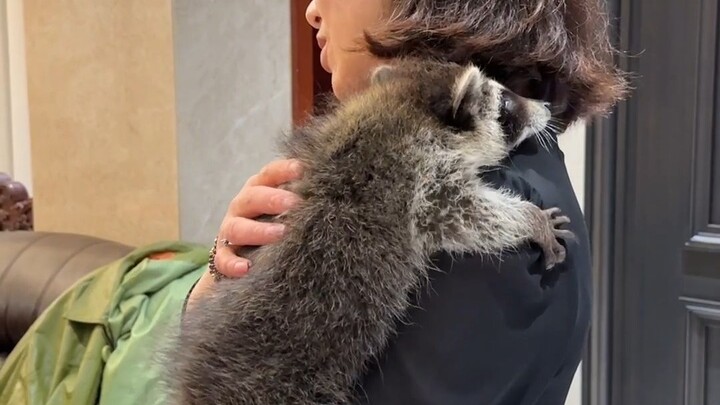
[544,128,559,145]
[545,120,563,134]
[544,133,554,149]
[546,118,569,135]
[545,122,560,131]
[539,128,557,151]
[532,131,543,149]
[535,130,550,151]
[548,124,563,135]
[546,118,561,127]
[545,129,558,147]
[538,137,548,152]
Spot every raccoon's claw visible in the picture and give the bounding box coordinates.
[541,237,566,271]
[536,207,574,270]
[552,215,571,227]
[544,207,562,217]
[553,229,575,241]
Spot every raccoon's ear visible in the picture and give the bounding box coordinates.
[451,65,485,121]
[370,64,395,86]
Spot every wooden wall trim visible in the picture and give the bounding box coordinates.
[291,0,314,125]
[290,0,332,125]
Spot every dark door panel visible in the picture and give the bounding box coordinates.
[586,0,720,404]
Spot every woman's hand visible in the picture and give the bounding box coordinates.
[186,159,303,306]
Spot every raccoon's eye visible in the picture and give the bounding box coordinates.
[501,92,515,113]
[498,90,521,139]
[502,98,510,110]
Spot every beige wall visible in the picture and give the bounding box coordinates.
[559,121,586,209]
[6,0,33,193]
[558,121,586,405]
[24,0,180,246]
[0,2,11,175]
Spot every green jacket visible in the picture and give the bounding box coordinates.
[0,241,208,405]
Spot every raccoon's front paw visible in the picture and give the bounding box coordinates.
[535,207,574,270]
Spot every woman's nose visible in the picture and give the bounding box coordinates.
[305,1,321,30]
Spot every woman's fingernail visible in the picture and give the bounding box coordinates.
[267,224,286,237]
[290,162,303,176]
[233,260,249,275]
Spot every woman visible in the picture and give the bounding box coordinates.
[188,0,626,403]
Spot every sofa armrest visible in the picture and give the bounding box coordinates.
[0,173,33,231]
[0,231,133,352]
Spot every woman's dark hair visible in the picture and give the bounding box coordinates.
[364,0,628,127]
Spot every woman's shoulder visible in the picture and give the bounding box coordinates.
[355,137,592,404]
[478,135,591,278]
[482,136,576,210]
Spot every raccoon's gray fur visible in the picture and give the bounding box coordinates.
[167,59,573,405]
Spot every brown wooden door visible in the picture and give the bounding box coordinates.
[291,0,331,125]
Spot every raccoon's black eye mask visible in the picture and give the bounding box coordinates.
[498,89,530,143]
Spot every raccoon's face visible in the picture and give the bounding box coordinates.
[369,61,551,155]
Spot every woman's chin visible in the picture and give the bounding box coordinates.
[331,74,373,102]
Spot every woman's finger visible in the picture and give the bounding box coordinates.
[213,247,252,278]
[220,216,286,247]
[245,159,303,188]
[231,186,300,218]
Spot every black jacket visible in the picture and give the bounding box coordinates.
[355,133,592,405]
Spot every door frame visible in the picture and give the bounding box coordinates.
[582,86,625,405]
[290,0,331,125]
[577,0,720,402]
[581,0,629,402]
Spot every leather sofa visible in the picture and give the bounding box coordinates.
[0,231,134,360]
[0,173,136,364]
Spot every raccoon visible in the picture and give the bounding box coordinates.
[167,59,573,405]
